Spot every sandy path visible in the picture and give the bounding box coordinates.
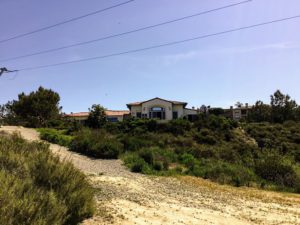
[1,126,300,225]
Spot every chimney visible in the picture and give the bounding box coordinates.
[245,103,248,108]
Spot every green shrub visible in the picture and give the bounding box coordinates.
[139,149,154,165]
[194,130,217,145]
[153,161,163,171]
[255,155,299,188]
[70,129,122,159]
[121,134,152,151]
[123,154,149,173]
[167,119,191,135]
[0,134,95,225]
[196,160,257,187]
[180,153,196,169]
[38,128,73,147]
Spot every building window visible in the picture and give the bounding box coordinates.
[142,113,147,118]
[136,112,142,118]
[107,117,118,122]
[149,107,165,120]
[173,111,178,119]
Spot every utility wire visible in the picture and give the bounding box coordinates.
[0,67,18,76]
[0,0,251,62]
[0,0,134,44]
[17,14,300,72]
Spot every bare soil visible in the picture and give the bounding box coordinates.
[1,126,300,225]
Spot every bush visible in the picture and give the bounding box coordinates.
[121,134,152,151]
[167,119,191,135]
[255,155,299,188]
[38,128,73,147]
[180,153,196,169]
[123,154,150,173]
[194,130,217,145]
[70,129,122,159]
[153,161,163,171]
[139,149,154,165]
[0,133,95,225]
[195,160,257,187]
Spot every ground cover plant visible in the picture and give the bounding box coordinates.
[37,128,73,147]
[39,114,300,193]
[0,132,95,225]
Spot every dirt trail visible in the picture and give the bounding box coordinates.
[1,126,300,225]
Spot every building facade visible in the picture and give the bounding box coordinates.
[126,97,197,121]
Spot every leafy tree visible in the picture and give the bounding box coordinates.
[86,104,107,128]
[270,90,297,123]
[6,87,61,127]
[248,101,271,122]
[235,101,243,108]
[208,108,224,116]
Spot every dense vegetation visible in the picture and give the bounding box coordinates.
[37,128,73,147]
[2,87,300,194]
[38,116,300,193]
[248,90,300,123]
[0,133,95,225]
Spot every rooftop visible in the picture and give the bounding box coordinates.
[66,110,129,117]
[127,97,187,107]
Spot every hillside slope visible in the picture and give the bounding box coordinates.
[1,126,300,225]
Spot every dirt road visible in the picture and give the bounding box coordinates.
[1,126,300,225]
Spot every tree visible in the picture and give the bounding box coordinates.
[8,86,61,127]
[86,104,107,128]
[248,101,271,122]
[208,108,224,116]
[0,101,15,125]
[235,101,243,108]
[270,90,297,123]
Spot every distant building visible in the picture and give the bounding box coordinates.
[65,110,130,123]
[206,103,252,121]
[226,103,252,121]
[126,97,197,121]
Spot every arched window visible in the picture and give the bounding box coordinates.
[149,107,165,120]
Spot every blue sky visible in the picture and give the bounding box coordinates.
[1,0,300,112]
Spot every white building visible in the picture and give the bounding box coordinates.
[126,97,197,121]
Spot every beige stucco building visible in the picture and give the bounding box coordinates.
[126,97,197,121]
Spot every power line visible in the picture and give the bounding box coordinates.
[0,67,18,76]
[0,0,134,44]
[17,14,300,72]
[0,0,252,62]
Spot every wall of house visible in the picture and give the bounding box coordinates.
[130,105,142,117]
[173,105,184,118]
[233,109,242,120]
[142,99,173,120]
[183,108,197,116]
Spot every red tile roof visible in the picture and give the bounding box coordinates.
[65,110,129,118]
[65,112,89,117]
